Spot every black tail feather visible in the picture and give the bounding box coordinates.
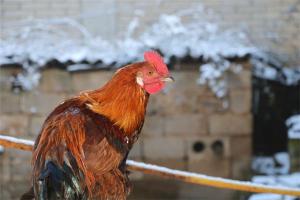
[34,161,87,200]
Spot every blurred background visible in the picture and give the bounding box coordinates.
[0,0,300,200]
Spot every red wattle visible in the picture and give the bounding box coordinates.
[144,82,165,94]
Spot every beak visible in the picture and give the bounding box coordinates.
[161,76,175,82]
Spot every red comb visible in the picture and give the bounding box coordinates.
[144,51,169,75]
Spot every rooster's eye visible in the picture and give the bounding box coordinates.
[148,71,154,75]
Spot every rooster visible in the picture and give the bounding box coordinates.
[21,51,173,200]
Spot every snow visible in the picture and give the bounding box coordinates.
[0,135,34,146]
[252,58,300,85]
[248,193,295,200]
[67,64,93,72]
[250,149,300,200]
[0,5,299,98]
[249,173,300,200]
[249,193,283,200]
[252,152,290,175]
[0,6,263,97]
[286,115,300,139]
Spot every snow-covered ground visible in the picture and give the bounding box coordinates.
[249,173,300,200]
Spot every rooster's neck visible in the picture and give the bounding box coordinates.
[82,73,149,135]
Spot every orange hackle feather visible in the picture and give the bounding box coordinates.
[83,62,149,135]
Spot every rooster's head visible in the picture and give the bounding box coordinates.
[135,51,174,94]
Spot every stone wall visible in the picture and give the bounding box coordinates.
[0,62,252,199]
[1,0,300,65]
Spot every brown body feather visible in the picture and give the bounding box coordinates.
[31,63,150,199]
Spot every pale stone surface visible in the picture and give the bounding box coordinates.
[188,158,231,178]
[38,69,72,93]
[0,115,29,136]
[21,92,67,115]
[143,137,185,160]
[229,89,251,114]
[143,159,187,171]
[165,114,208,136]
[230,136,252,159]
[71,71,114,92]
[29,115,46,136]
[209,114,252,135]
[231,158,251,179]
[142,116,165,137]
[226,70,252,89]
[0,93,21,113]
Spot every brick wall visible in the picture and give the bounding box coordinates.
[1,0,300,65]
[0,62,252,199]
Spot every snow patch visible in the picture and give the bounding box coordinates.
[286,115,300,139]
[252,58,300,85]
[252,152,290,175]
[249,173,300,200]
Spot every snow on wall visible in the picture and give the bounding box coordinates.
[0,6,299,96]
[252,57,300,86]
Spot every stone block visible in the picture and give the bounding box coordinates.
[29,116,46,136]
[226,70,251,89]
[21,92,67,115]
[231,158,251,179]
[0,93,21,114]
[209,114,252,135]
[229,89,251,114]
[196,95,227,114]
[0,115,29,136]
[0,153,11,182]
[165,114,207,136]
[188,158,231,178]
[142,116,165,137]
[230,136,252,159]
[143,137,185,160]
[71,70,114,92]
[38,69,72,93]
[10,151,32,182]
